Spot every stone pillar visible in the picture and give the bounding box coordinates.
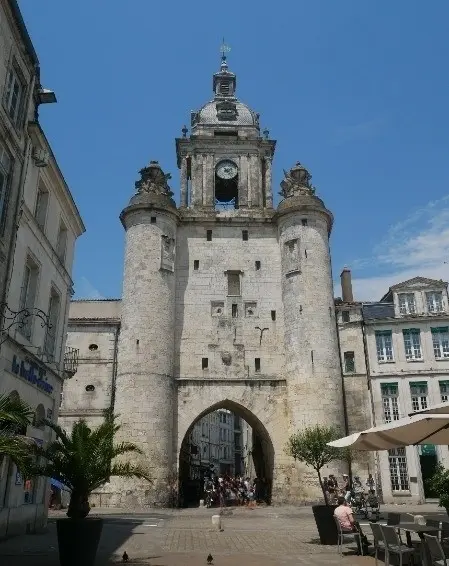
[265,157,273,208]
[114,203,178,507]
[180,156,188,207]
[238,155,248,207]
[248,154,260,207]
[203,154,214,207]
[191,155,203,207]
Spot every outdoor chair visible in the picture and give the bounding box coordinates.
[427,519,441,531]
[370,522,386,566]
[334,516,363,556]
[441,522,449,544]
[387,512,402,525]
[381,525,415,566]
[423,533,447,566]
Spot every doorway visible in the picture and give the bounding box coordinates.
[419,444,438,499]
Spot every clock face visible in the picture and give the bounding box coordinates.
[216,160,238,180]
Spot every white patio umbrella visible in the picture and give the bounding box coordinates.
[327,413,449,451]
[409,400,449,416]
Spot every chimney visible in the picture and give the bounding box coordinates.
[340,267,354,303]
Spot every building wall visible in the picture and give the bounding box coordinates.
[59,300,121,432]
[336,303,376,483]
[0,0,37,312]
[0,1,85,537]
[174,221,284,380]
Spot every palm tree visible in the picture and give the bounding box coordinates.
[32,409,152,519]
[0,393,34,473]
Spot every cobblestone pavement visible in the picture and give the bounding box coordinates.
[1,503,441,565]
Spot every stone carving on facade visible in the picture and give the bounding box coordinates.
[284,238,300,275]
[279,162,316,198]
[135,161,174,198]
[160,235,175,272]
[221,351,232,366]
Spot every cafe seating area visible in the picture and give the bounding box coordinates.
[338,512,449,565]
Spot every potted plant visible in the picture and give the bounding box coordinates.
[286,424,344,545]
[427,463,449,515]
[32,410,151,566]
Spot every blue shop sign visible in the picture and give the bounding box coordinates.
[11,355,53,395]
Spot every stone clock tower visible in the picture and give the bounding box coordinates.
[176,56,275,210]
[109,52,345,507]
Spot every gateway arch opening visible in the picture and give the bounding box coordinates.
[178,401,274,508]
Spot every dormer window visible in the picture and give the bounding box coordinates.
[398,293,416,315]
[426,291,443,313]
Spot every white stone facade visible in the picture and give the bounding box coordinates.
[60,58,348,507]
[0,1,85,536]
[336,275,449,504]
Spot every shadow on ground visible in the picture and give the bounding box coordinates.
[0,517,155,566]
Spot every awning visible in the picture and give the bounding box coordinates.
[408,400,449,416]
[50,478,68,491]
[327,413,449,451]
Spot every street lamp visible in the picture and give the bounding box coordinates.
[37,88,57,105]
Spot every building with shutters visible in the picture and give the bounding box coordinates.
[0,0,85,537]
[336,274,449,503]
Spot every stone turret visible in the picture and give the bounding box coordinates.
[275,163,345,497]
[113,161,178,506]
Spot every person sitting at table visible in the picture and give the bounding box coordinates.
[334,496,370,555]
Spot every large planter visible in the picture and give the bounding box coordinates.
[56,517,103,566]
[312,504,338,545]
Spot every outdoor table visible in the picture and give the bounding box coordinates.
[396,523,440,566]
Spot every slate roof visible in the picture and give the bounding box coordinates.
[362,302,395,320]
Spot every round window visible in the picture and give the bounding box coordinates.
[88,344,98,351]
[85,384,95,392]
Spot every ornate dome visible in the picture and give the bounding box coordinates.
[190,53,260,134]
[195,100,259,128]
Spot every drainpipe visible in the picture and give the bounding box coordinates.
[110,324,120,412]
[361,316,383,501]
[335,311,352,481]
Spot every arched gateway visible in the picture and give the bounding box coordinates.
[61,54,347,508]
[177,393,277,506]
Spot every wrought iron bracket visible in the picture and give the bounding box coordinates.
[0,302,52,348]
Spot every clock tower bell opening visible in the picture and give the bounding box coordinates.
[215,159,239,209]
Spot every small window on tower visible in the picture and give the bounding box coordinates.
[232,304,238,318]
[271,310,276,321]
[242,230,248,241]
[255,261,261,271]
[255,358,261,372]
[202,357,209,369]
[342,311,350,323]
[220,82,230,95]
[227,272,241,296]
[151,217,157,224]
[206,230,212,241]
[194,260,199,270]
[301,218,308,226]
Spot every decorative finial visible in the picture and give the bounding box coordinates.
[181,125,188,138]
[279,162,315,199]
[135,161,173,198]
[263,128,269,140]
[220,38,231,70]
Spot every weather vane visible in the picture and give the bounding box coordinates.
[220,38,231,63]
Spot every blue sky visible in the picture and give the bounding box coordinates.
[20,0,449,301]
